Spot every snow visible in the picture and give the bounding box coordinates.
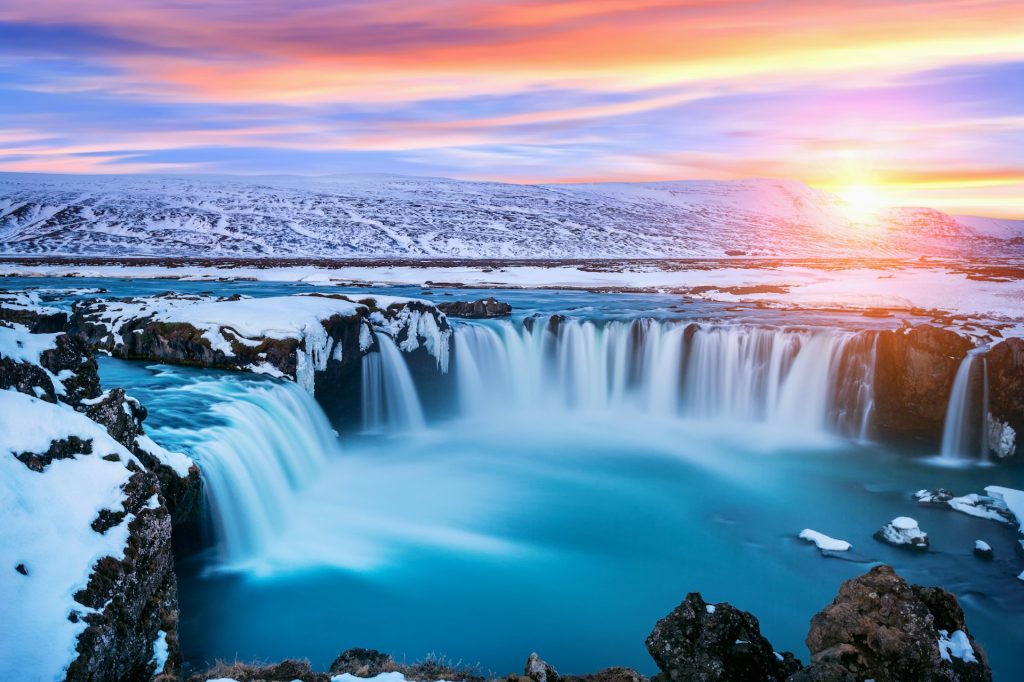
[1,173,1019,260]
[5,260,1023,337]
[136,433,193,478]
[985,486,1024,530]
[975,540,991,552]
[77,292,450,393]
[150,629,169,673]
[331,674,433,682]
[799,528,852,551]
[937,629,978,664]
[948,493,1014,523]
[877,516,928,547]
[0,390,139,680]
[0,323,57,364]
[158,295,362,341]
[706,604,716,613]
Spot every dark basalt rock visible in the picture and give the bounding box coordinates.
[0,294,68,332]
[805,565,991,682]
[15,434,93,472]
[525,653,559,682]
[973,542,994,560]
[645,592,801,681]
[437,297,512,318]
[66,463,182,682]
[986,337,1024,456]
[872,325,974,444]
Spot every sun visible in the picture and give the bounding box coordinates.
[837,183,888,223]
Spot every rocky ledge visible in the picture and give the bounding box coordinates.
[187,566,991,682]
[1,311,198,681]
[70,292,451,395]
[873,325,1021,456]
[437,297,513,318]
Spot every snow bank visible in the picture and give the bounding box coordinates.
[799,529,852,551]
[985,486,1024,531]
[0,391,139,680]
[0,323,57,364]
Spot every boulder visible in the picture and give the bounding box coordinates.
[645,592,801,681]
[525,653,559,682]
[805,565,991,681]
[329,648,397,677]
[973,540,994,560]
[874,516,929,550]
[437,297,512,318]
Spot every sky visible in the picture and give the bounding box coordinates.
[0,0,1022,217]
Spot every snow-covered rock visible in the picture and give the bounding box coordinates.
[71,291,451,393]
[799,529,852,552]
[1,173,1020,259]
[913,488,1015,524]
[0,390,179,681]
[1,301,194,680]
[973,540,993,560]
[874,517,929,550]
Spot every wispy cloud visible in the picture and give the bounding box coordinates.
[0,1,1022,215]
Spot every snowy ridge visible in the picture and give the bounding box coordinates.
[0,173,1019,259]
[0,391,141,680]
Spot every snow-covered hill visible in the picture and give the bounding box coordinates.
[0,173,1018,259]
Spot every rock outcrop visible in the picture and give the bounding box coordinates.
[872,325,974,444]
[1,309,195,680]
[437,297,512,318]
[804,565,991,681]
[645,592,802,681]
[986,337,1024,457]
[70,292,452,397]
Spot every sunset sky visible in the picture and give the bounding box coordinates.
[1,0,1022,217]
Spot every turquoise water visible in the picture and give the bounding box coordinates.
[14,276,1021,678]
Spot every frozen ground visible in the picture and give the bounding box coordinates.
[2,173,1023,259]
[4,258,1023,338]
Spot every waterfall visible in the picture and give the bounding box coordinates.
[940,349,990,461]
[453,318,877,436]
[174,379,338,566]
[361,333,426,433]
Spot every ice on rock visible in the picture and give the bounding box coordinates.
[799,529,852,552]
[875,516,928,549]
[937,629,978,664]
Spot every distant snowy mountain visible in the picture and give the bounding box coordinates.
[0,173,1018,259]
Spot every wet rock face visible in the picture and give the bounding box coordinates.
[645,592,801,682]
[805,565,991,682]
[872,325,974,444]
[437,297,512,318]
[986,337,1024,457]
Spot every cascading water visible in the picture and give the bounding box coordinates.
[940,348,990,462]
[453,318,877,437]
[163,378,339,567]
[360,333,426,433]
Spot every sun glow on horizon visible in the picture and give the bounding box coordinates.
[836,183,891,223]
